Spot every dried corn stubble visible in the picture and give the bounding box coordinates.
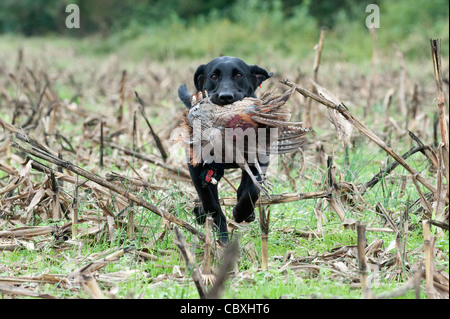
[0,41,448,300]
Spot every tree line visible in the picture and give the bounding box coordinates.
[1,0,383,36]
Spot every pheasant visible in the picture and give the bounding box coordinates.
[181,86,313,196]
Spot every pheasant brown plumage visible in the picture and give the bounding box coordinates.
[181,86,313,195]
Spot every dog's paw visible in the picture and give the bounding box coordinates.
[232,208,255,224]
[193,206,207,225]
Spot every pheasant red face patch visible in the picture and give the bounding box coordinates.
[227,114,256,130]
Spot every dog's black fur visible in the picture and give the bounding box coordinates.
[178,56,273,243]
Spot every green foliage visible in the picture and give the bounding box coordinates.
[2,0,448,40]
[1,0,447,62]
[0,0,64,35]
[307,0,380,28]
[379,0,449,56]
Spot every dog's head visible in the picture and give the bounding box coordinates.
[193,56,273,105]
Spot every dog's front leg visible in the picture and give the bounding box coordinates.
[188,164,229,243]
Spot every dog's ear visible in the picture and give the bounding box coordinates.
[249,65,273,88]
[194,64,206,91]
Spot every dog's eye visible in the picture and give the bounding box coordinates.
[210,74,218,80]
[234,73,242,79]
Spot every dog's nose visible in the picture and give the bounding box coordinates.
[218,92,234,104]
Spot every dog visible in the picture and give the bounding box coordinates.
[178,56,273,243]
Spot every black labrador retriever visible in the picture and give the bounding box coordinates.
[178,56,273,243]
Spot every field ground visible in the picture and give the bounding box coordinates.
[0,31,448,300]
